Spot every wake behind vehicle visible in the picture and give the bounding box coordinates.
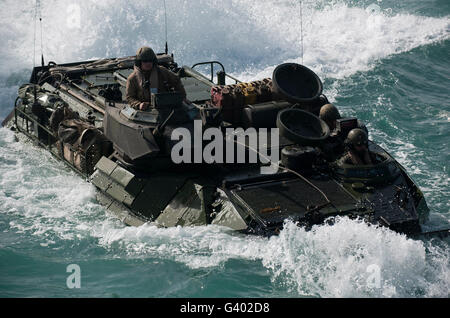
[2,51,446,238]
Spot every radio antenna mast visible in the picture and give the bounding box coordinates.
[300,0,304,65]
[33,0,45,68]
[163,0,168,54]
[33,1,38,68]
[39,1,44,67]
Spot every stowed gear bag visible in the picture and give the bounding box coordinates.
[210,79,274,125]
[57,119,112,175]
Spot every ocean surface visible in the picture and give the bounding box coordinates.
[0,0,449,298]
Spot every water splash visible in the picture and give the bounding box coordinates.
[0,1,449,298]
[2,127,448,297]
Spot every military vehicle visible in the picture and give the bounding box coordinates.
[2,52,447,238]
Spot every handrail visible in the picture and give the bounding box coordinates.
[14,105,89,177]
[182,66,215,87]
[225,73,242,84]
[15,106,58,137]
[192,61,225,83]
[191,61,242,85]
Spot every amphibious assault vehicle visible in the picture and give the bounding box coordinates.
[2,52,444,237]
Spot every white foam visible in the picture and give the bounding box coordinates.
[0,128,103,242]
[0,0,448,79]
[229,1,449,81]
[89,214,450,297]
[1,127,448,297]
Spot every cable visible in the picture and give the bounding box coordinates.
[230,137,331,205]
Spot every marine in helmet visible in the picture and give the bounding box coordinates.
[342,128,375,165]
[126,46,187,111]
[319,103,341,131]
[319,103,369,136]
[318,103,345,160]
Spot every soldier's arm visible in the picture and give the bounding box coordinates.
[126,77,142,109]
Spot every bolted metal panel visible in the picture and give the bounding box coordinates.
[95,156,118,176]
[90,170,113,192]
[108,199,147,227]
[212,200,248,231]
[105,180,135,207]
[156,180,205,228]
[96,191,114,209]
[109,165,145,196]
[131,175,190,221]
[110,165,135,186]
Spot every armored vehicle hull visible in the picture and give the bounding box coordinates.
[2,53,445,238]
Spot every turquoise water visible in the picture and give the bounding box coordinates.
[0,0,449,298]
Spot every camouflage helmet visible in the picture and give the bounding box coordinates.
[346,128,368,147]
[319,104,341,122]
[136,46,157,64]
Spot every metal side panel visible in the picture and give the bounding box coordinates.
[130,174,190,221]
[91,156,143,207]
[91,169,135,207]
[229,177,356,226]
[105,180,135,206]
[181,77,212,102]
[95,156,118,176]
[94,156,145,196]
[103,107,160,160]
[109,164,145,196]
[96,191,114,208]
[90,169,113,192]
[155,181,205,228]
[211,190,248,231]
[96,192,147,227]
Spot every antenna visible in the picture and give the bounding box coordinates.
[300,0,304,65]
[33,1,45,70]
[33,0,38,68]
[163,0,168,54]
[40,1,44,67]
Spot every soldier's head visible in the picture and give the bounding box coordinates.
[319,104,341,130]
[346,128,369,154]
[135,46,157,72]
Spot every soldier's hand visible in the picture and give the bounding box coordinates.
[139,102,150,111]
